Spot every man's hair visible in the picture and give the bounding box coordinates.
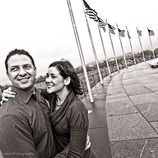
[5,49,36,73]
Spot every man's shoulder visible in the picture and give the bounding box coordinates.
[0,99,29,120]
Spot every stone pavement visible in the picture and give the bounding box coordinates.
[83,60,158,158]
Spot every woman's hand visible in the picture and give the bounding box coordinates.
[1,87,16,104]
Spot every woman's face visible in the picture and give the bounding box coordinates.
[45,66,66,94]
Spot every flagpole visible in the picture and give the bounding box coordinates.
[66,0,94,102]
[97,22,111,76]
[126,26,136,65]
[147,27,155,59]
[106,19,119,72]
[136,27,145,62]
[116,24,128,68]
[81,0,103,85]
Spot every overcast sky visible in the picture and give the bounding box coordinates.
[0,0,157,85]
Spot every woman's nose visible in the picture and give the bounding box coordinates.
[45,76,51,82]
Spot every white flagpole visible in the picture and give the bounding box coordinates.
[67,0,94,102]
[81,0,103,85]
[147,27,155,58]
[116,24,128,68]
[97,22,111,76]
[126,26,136,65]
[136,27,145,62]
[106,19,119,72]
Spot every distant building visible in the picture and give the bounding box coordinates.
[0,85,2,99]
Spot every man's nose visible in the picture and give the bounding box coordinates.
[19,67,27,76]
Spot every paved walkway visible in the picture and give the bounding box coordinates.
[84,60,158,158]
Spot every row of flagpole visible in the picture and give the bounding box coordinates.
[82,0,156,66]
[97,20,111,76]
[66,0,156,102]
[126,26,137,65]
[66,0,94,102]
[81,1,104,85]
[136,27,145,61]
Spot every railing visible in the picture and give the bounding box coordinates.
[78,53,158,98]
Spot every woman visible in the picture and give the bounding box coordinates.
[1,60,97,158]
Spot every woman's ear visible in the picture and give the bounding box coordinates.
[64,77,71,86]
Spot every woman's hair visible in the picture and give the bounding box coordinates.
[48,60,83,95]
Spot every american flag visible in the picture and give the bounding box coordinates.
[148,28,155,36]
[137,29,142,36]
[98,17,106,32]
[118,28,125,37]
[83,0,98,22]
[108,23,116,34]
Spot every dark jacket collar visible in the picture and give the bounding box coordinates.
[50,90,76,125]
[12,86,40,104]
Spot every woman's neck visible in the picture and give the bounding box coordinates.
[56,88,70,106]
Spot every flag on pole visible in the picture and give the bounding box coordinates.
[118,28,125,37]
[127,30,131,39]
[108,23,115,34]
[83,0,98,21]
[148,28,155,36]
[137,29,142,36]
[98,17,106,32]
[82,0,104,85]
[85,9,98,21]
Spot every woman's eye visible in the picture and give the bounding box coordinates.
[46,73,56,79]
[46,73,49,78]
[51,74,56,78]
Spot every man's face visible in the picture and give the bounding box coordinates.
[7,54,36,90]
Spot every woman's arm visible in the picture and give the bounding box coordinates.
[0,87,51,104]
[67,99,89,158]
[0,87,16,105]
[53,145,69,158]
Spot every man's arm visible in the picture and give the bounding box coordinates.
[0,115,38,158]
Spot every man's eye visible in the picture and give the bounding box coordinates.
[10,67,18,72]
[23,65,32,70]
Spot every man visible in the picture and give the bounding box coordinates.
[0,49,56,158]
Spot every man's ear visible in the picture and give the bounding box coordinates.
[34,67,37,77]
[64,77,71,86]
[7,72,11,82]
